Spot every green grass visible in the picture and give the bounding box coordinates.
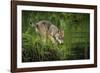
[22,10,90,62]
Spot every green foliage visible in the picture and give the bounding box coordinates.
[22,10,90,62]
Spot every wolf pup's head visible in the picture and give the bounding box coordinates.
[55,30,64,44]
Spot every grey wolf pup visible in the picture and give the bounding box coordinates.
[31,20,64,44]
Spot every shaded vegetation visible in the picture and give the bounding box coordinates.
[22,10,90,62]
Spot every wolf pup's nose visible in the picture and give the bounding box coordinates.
[59,42,63,45]
[59,40,63,45]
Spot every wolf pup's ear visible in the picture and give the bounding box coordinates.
[59,30,64,36]
[61,30,64,34]
[62,30,64,36]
